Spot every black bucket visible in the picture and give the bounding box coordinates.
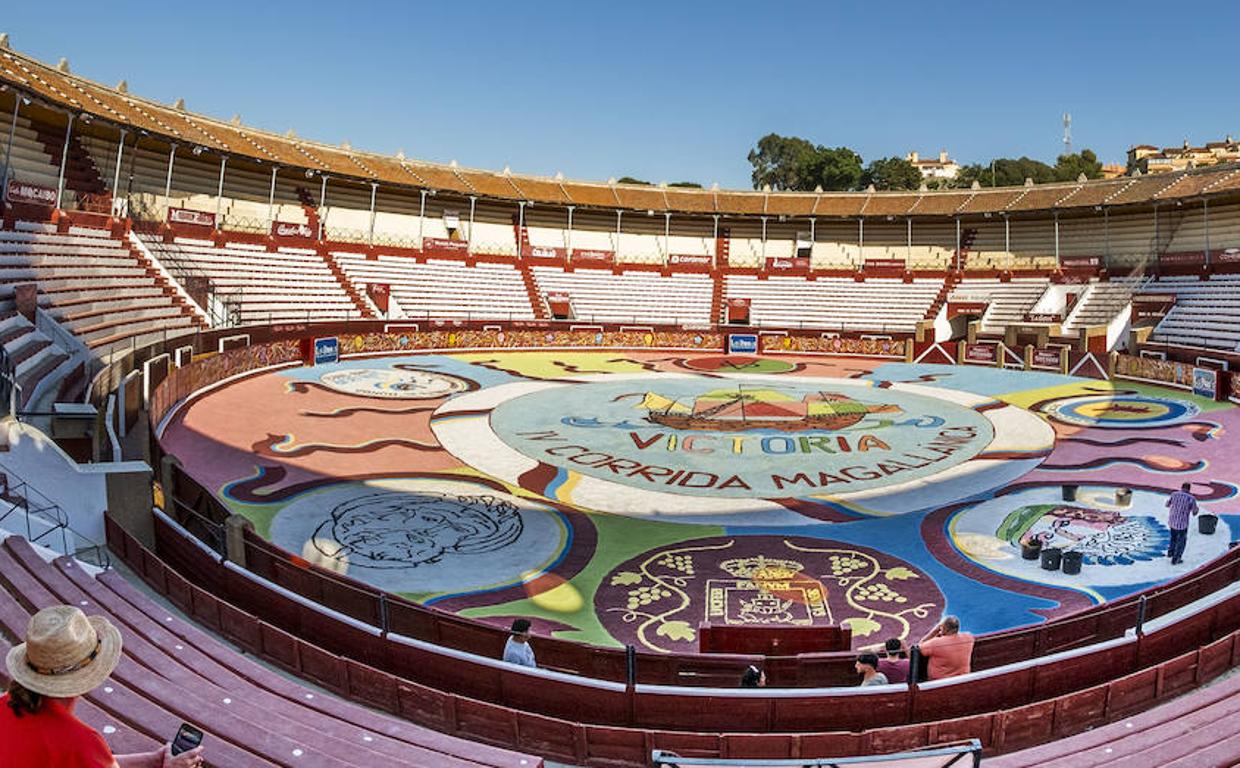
[1200,514,1219,535]
[1041,548,1063,571]
[1062,485,1078,501]
[1061,550,1084,575]
[1021,540,1043,560]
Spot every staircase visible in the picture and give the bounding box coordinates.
[0,313,70,410]
[709,272,725,324]
[125,242,212,331]
[513,213,531,257]
[955,227,978,270]
[716,227,731,267]
[320,250,377,319]
[1062,279,1140,336]
[296,187,322,239]
[26,119,111,212]
[517,261,548,320]
[924,273,961,320]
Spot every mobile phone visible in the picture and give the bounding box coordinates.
[170,723,203,756]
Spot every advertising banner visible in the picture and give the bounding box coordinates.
[1193,367,1221,400]
[1022,312,1063,323]
[365,283,390,314]
[865,259,906,270]
[727,333,759,354]
[423,237,469,255]
[527,245,564,259]
[313,336,339,366]
[726,297,751,324]
[5,179,57,207]
[167,207,216,228]
[947,301,988,319]
[271,221,313,239]
[1060,255,1100,269]
[964,343,998,365]
[572,249,614,265]
[1031,346,1065,371]
[767,256,811,271]
[669,253,712,267]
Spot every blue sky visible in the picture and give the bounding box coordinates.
[5,1,1239,189]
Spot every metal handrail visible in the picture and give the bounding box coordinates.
[0,461,110,568]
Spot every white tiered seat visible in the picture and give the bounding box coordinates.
[949,278,1050,332]
[334,254,534,320]
[1145,275,1240,350]
[724,275,940,332]
[531,267,713,325]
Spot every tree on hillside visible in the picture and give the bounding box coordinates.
[955,156,1057,188]
[804,147,864,192]
[861,156,923,190]
[747,134,820,190]
[1053,149,1103,182]
[669,181,703,188]
[617,176,651,185]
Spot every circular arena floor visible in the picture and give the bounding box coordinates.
[160,351,1240,652]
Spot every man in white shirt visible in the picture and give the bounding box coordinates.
[502,619,537,668]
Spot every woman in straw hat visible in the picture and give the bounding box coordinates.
[1,605,205,768]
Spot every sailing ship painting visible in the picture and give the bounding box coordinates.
[637,385,901,432]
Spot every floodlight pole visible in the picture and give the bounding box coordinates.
[214,155,227,230]
[55,114,75,209]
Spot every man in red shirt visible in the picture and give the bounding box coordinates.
[917,615,975,680]
[1,605,205,768]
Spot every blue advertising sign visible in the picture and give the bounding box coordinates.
[727,333,759,354]
[314,336,340,366]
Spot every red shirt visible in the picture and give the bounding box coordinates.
[877,656,909,684]
[0,694,115,768]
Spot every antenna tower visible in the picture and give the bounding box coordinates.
[1063,112,1073,155]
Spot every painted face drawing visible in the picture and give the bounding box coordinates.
[311,491,523,569]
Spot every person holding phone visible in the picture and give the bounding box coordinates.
[1,605,206,768]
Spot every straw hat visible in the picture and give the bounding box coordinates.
[5,605,122,698]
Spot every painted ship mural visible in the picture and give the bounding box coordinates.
[637,386,900,432]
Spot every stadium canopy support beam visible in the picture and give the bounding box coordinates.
[110,128,127,202]
[368,182,379,246]
[159,140,175,216]
[858,217,865,260]
[663,212,671,265]
[711,214,719,269]
[214,155,227,229]
[1103,206,1110,267]
[56,114,75,209]
[466,195,476,255]
[1004,214,1011,256]
[954,217,961,270]
[1153,204,1160,260]
[517,200,526,256]
[615,209,622,262]
[1,95,19,188]
[566,205,574,264]
[1053,211,1060,268]
[266,166,278,228]
[1204,198,1211,265]
[760,215,768,260]
[418,189,427,249]
[907,216,913,263]
[318,174,328,241]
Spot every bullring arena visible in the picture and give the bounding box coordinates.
[1,33,1240,768]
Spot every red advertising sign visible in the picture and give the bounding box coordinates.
[546,291,573,319]
[271,221,313,239]
[365,283,390,313]
[964,344,998,364]
[1131,294,1176,319]
[767,256,811,271]
[423,237,469,255]
[526,245,564,259]
[864,259,906,270]
[1216,248,1240,263]
[6,179,57,207]
[1060,255,1100,269]
[1159,251,1206,265]
[947,301,988,319]
[572,249,614,265]
[669,253,712,267]
[167,207,216,228]
[1022,312,1062,323]
[1031,347,1065,370]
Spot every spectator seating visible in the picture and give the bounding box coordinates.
[1061,277,1143,335]
[0,531,543,768]
[0,112,64,194]
[988,668,1240,767]
[0,224,203,350]
[948,278,1050,333]
[530,266,713,325]
[724,275,941,332]
[141,237,362,325]
[0,310,72,408]
[1143,274,1240,350]
[334,253,535,320]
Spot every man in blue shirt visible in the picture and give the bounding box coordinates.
[502,619,537,668]
[1165,482,1199,565]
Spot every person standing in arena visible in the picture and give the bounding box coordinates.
[1,605,206,768]
[1166,482,1199,565]
[503,619,537,668]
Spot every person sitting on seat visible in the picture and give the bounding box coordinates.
[502,618,537,669]
[1,605,206,768]
[740,665,766,688]
[855,653,888,686]
[918,615,975,680]
[877,637,910,684]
